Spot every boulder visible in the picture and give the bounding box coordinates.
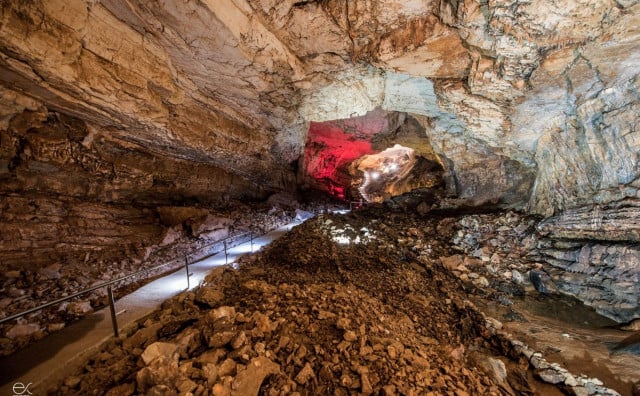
[141,342,180,365]
[440,255,464,271]
[6,323,40,339]
[189,215,232,238]
[231,356,280,396]
[195,287,225,307]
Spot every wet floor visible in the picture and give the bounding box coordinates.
[476,292,640,395]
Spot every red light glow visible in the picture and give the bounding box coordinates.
[301,109,405,200]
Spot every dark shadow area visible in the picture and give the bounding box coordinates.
[0,311,104,386]
[514,293,618,329]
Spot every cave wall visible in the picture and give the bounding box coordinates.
[523,11,640,216]
[0,0,297,183]
[535,204,640,322]
[1,0,639,320]
[301,109,401,199]
[2,0,637,214]
[0,102,274,271]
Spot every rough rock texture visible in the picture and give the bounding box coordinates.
[0,108,275,270]
[1,0,640,332]
[48,210,631,395]
[535,202,640,322]
[2,0,637,212]
[0,199,297,356]
[301,109,445,201]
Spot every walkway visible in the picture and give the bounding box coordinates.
[0,222,300,394]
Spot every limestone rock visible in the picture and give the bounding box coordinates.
[39,264,62,279]
[529,270,558,295]
[195,288,226,308]
[537,368,566,385]
[1,0,640,382]
[536,204,640,321]
[156,207,210,227]
[104,382,135,396]
[231,356,280,396]
[136,356,180,392]
[51,212,628,395]
[210,306,237,321]
[441,255,464,271]
[141,342,180,365]
[480,357,508,384]
[295,362,315,385]
[6,323,40,339]
[65,301,94,316]
[190,215,232,238]
[208,332,236,348]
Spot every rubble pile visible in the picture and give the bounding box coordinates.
[49,209,628,395]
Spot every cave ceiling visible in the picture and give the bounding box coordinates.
[0,0,638,213]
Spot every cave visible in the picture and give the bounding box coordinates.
[300,109,445,204]
[1,1,639,395]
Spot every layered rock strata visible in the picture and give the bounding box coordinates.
[1,0,639,325]
[536,203,640,322]
[0,108,277,270]
[48,210,632,395]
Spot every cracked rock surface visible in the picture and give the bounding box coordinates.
[1,0,640,366]
[49,209,637,395]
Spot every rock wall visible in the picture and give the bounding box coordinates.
[0,0,297,182]
[536,203,640,322]
[0,104,277,271]
[521,8,640,216]
[1,0,639,320]
[2,0,637,214]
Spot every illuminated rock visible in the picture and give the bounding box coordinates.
[1,0,639,329]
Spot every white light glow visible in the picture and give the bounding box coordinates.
[370,171,380,180]
[332,235,351,244]
[165,276,190,292]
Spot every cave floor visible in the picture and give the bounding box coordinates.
[477,294,640,395]
[38,208,637,395]
[0,223,299,394]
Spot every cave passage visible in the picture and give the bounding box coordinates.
[301,108,445,203]
[1,1,639,394]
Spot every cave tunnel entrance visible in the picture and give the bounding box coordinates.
[301,108,445,203]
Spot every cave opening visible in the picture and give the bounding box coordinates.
[1,0,639,393]
[301,108,445,204]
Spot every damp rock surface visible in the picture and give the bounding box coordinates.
[49,210,631,396]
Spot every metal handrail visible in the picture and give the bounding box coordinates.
[0,228,256,326]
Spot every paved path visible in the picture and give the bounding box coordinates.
[0,222,299,394]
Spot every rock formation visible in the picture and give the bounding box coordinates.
[1,0,639,330]
[47,210,637,395]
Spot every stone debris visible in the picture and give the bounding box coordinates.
[48,210,628,395]
[141,342,180,365]
[195,288,226,308]
[231,356,280,396]
[65,301,94,316]
[529,269,558,295]
[0,204,298,357]
[6,323,40,339]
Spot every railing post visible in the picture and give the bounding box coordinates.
[107,286,119,338]
[224,241,228,265]
[185,257,190,289]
